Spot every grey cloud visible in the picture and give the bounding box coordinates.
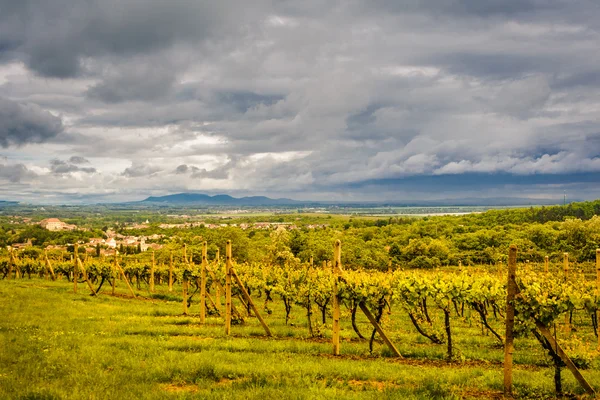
[0,163,37,183]
[174,164,189,174]
[216,91,286,113]
[68,156,90,164]
[49,159,96,174]
[122,163,161,178]
[1,0,600,202]
[191,167,229,180]
[187,158,238,180]
[86,60,177,103]
[0,96,64,147]
[0,0,267,78]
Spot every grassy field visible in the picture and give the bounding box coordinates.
[1,278,599,399]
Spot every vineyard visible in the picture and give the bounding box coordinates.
[1,241,600,399]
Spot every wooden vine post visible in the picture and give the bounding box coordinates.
[564,253,570,333]
[533,321,595,395]
[182,276,189,315]
[544,256,549,274]
[111,252,117,295]
[73,245,79,293]
[200,242,207,324]
[13,248,20,279]
[44,251,56,281]
[597,249,600,350]
[230,266,272,336]
[115,255,136,298]
[149,251,155,293]
[225,240,232,335]
[503,244,517,398]
[168,252,174,292]
[76,257,97,296]
[215,249,221,311]
[6,246,12,280]
[332,239,342,355]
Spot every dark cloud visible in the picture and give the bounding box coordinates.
[1,0,600,202]
[0,96,64,147]
[68,156,90,164]
[49,159,96,174]
[216,91,286,113]
[174,164,189,174]
[0,0,266,78]
[0,163,37,183]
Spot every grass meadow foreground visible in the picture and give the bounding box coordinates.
[1,278,599,400]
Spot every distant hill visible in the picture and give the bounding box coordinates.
[141,193,301,206]
[0,200,18,207]
[139,193,572,207]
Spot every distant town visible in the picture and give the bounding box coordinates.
[6,216,328,256]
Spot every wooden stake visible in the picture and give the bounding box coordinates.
[535,321,596,396]
[150,251,155,293]
[310,256,313,267]
[206,292,219,315]
[115,260,136,298]
[225,240,232,335]
[544,256,549,274]
[76,257,97,296]
[200,242,207,324]
[564,253,570,333]
[358,301,401,357]
[44,251,56,281]
[168,252,174,292]
[332,239,342,355]
[183,244,188,264]
[215,250,221,311]
[231,267,272,336]
[182,277,188,315]
[6,247,13,280]
[112,253,117,295]
[73,245,79,293]
[504,244,517,397]
[596,249,600,351]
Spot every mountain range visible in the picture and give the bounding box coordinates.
[140,193,570,207]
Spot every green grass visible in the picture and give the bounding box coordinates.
[1,278,599,399]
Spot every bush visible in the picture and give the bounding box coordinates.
[408,256,440,269]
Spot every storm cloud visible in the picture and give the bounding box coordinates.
[0,96,64,147]
[1,0,600,203]
[0,163,37,183]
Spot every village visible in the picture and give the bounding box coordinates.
[6,217,327,255]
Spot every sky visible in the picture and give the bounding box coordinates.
[1,0,600,204]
